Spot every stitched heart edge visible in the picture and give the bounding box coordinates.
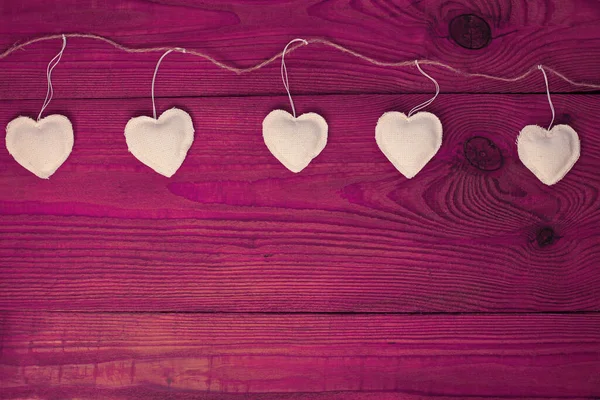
[5,114,74,179]
[375,111,443,179]
[124,107,195,177]
[263,109,328,173]
[517,124,580,186]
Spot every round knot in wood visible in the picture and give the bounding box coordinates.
[464,136,503,171]
[536,227,556,248]
[449,14,491,50]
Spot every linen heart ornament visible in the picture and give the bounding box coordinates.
[5,114,74,179]
[517,124,580,185]
[125,108,194,177]
[375,111,442,178]
[263,109,328,173]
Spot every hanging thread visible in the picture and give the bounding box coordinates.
[408,61,440,117]
[1,34,599,90]
[538,65,555,130]
[281,38,308,118]
[37,34,67,122]
[151,47,186,120]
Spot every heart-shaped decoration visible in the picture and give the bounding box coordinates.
[517,124,580,185]
[263,109,328,173]
[125,108,194,177]
[375,111,443,178]
[5,114,74,179]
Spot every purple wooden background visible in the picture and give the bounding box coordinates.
[1,0,600,398]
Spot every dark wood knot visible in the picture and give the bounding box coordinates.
[464,136,503,171]
[449,14,491,50]
[536,227,557,248]
[560,113,572,125]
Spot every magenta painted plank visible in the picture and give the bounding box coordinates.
[1,312,599,398]
[0,94,599,312]
[2,1,600,397]
[3,390,541,400]
[0,0,599,100]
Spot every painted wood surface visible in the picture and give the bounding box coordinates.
[2,312,600,398]
[1,0,600,100]
[1,95,599,312]
[1,0,600,398]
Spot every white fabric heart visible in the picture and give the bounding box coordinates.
[375,111,442,178]
[5,114,74,179]
[125,108,194,177]
[263,109,328,173]
[517,124,580,185]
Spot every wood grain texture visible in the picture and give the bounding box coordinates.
[1,0,600,100]
[2,0,600,397]
[1,312,600,398]
[1,94,599,312]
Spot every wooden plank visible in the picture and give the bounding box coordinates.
[0,94,599,312]
[4,391,545,400]
[1,312,599,398]
[5,392,566,400]
[1,0,599,100]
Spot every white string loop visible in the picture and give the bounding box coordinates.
[538,65,555,130]
[408,60,440,118]
[281,38,308,118]
[37,34,67,122]
[152,47,186,119]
